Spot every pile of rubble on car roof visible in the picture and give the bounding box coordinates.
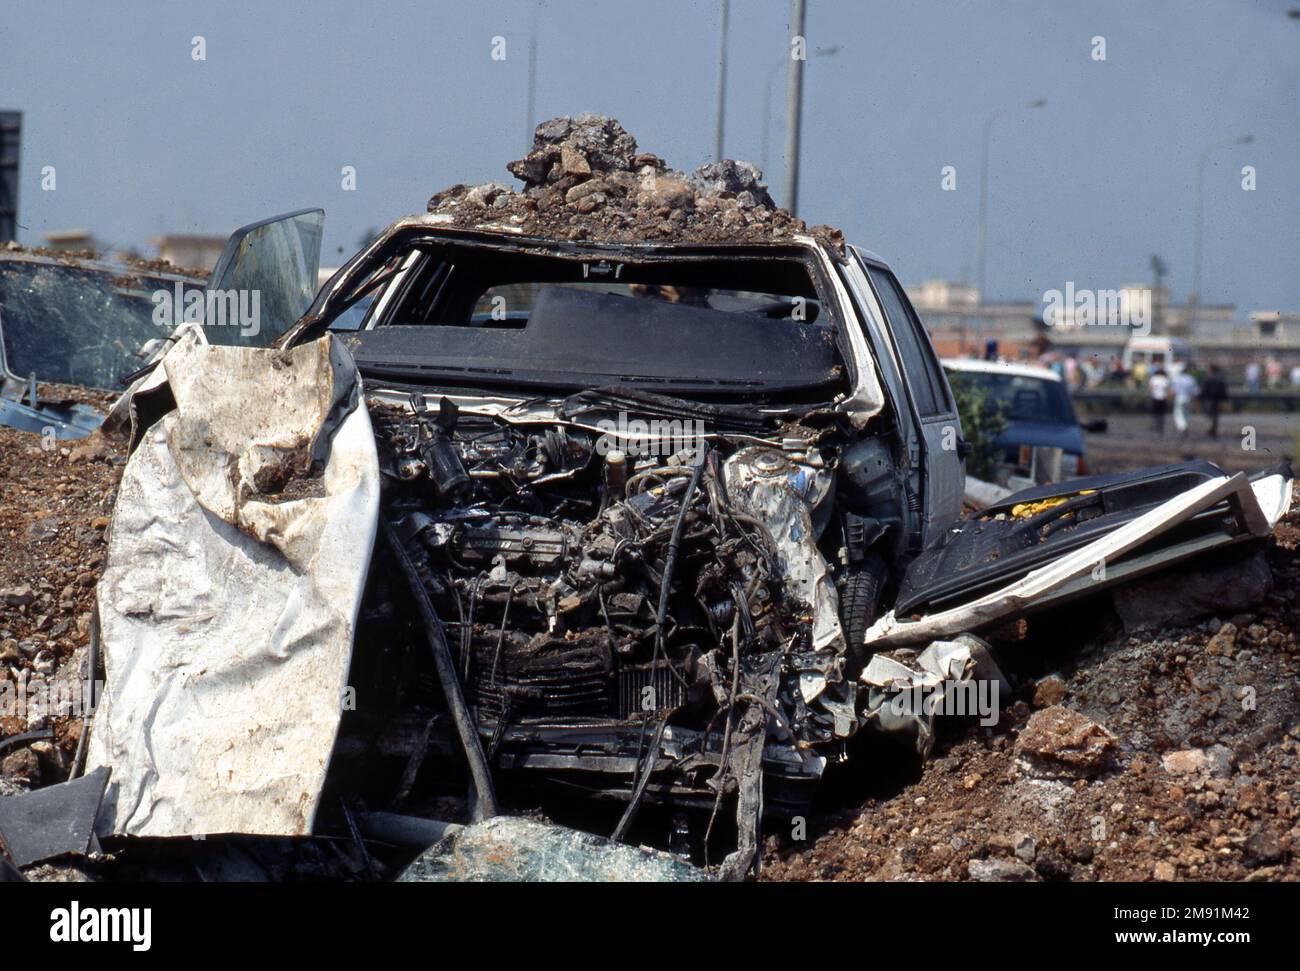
[426,114,846,253]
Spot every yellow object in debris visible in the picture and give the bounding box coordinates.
[1010,490,1095,518]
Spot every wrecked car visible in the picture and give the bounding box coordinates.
[85,208,968,877]
[0,247,206,439]
[63,117,1292,881]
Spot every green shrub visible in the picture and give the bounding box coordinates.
[947,373,1008,482]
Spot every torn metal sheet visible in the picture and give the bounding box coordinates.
[861,635,1007,757]
[724,447,857,736]
[0,374,105,439]
[397,816,710,882]
[0,767,110,868]
[866,471,1292,648]
[86,335,380,837]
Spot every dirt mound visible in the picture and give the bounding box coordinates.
[427,114,845,252]
[762,489,1300,882]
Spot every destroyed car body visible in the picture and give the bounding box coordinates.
[84,206,972,871]
[80,200,1294,878]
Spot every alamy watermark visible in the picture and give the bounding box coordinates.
[0,671,102,723]
[594,412,708,461]
[1042,281,1150,336]
[888,678,1001,727]
[151,283,261,338]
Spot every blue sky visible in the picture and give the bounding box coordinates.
[3,0,1297,314]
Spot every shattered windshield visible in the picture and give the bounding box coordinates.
[0,257,203,390]
[336,242,843,399]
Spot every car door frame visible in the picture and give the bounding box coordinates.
[841,248,964,549]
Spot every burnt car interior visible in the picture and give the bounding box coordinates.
[339,238,848,402]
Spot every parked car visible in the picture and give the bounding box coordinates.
[943,357,1105,480]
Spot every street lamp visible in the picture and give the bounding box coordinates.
[761,44,839,176]
[1190,133,1252,335]
[973,97,1045,351]
[714,0,730,162]
[781,0,808,215]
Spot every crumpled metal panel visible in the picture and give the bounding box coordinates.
[866,471,1293,649]
[861,635,1008,757]
[86,335,380,837]
[724,447,857,738]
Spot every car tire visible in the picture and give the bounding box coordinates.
[839,552,889,675]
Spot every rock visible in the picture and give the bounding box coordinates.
[1112,552,1271,631]
[1013,834,1036,863]
[1153,861,1176,881]
[968,858,1037,882]
[464,181,511,208]
[30,739,66,775]
[1205,622,1237,655]
[68,433,111,464]
[1162,748,1208,776]
[0,638,19,664]
[639,175,695,211]
[560,144,591,177]
[1015,705,1117,778]
[688,160,775,207]
[1033,848,1073,881]
[1242,825,1284,867]
[507,114,639,188]
[1205,744,1234,778]
[1032,674,1067,707]
[565,179,606,204]
[0,584,35,606]
[1,747,41,783]
[425,114,835,252]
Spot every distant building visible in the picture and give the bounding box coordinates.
[909,278,1300,367]
[905,280,1043,360]
[150,233,228,273]
[0,111,19,243]
[42,228,101,253]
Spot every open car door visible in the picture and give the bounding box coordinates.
[203,208,324,347]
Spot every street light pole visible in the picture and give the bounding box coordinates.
[761,61,783,176]
[973,97,1045,353]
[762,45,838,178]
[714,0,729,162]
[1190,134,1252,335]
[782,0,806,215]
[525,24,537,145]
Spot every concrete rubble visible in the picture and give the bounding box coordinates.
[427,113,846,252]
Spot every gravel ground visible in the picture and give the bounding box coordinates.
[0,385,122,788]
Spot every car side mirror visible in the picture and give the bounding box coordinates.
[1082,418,1108,433]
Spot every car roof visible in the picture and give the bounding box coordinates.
[941,357,1062,383]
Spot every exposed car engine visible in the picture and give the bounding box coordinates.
[362,389,906,867]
